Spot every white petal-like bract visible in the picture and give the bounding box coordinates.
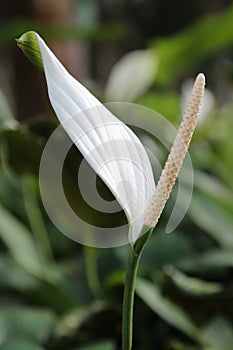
[37,34,155,242]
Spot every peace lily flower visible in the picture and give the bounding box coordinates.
[17,31,205,242]
[17,31,205,350]
[17,31,156,243]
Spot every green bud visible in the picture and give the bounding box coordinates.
[16,31,44,72]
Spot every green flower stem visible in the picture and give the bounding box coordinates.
[122,227,153,350]
[122,244,140,350]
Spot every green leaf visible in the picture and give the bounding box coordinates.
[140,229,194,270]
[202,316,233,350]
[153,4,233,85]
[136,278,200,341]
[168,339,199,350]
[136,90,180,123]
[188,193,233,248]
[164,265,222,296]
[177,250,233,273]
[0,170,25,218]
[72,340,115,350]
[194,170,232,204]
[0,203,43,277]
[0,339,45,350]
[0,306,56,345]
[0,89,18,130]
[22,175,55,266]
[0,255,39,291]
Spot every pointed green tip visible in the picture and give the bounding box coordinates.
[16,31,44,72]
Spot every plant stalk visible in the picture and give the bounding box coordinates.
[122,228,153,350]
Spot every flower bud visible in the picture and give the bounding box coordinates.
[16,31,44,72]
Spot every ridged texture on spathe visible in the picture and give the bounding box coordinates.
[144,73,205,228]
[35,33,155,242]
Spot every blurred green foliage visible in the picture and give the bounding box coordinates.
[0,1,233,349]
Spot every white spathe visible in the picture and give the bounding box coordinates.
[36,34,155,242]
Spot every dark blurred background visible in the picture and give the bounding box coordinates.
[0,0,232,119]
[0,1,233,350]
